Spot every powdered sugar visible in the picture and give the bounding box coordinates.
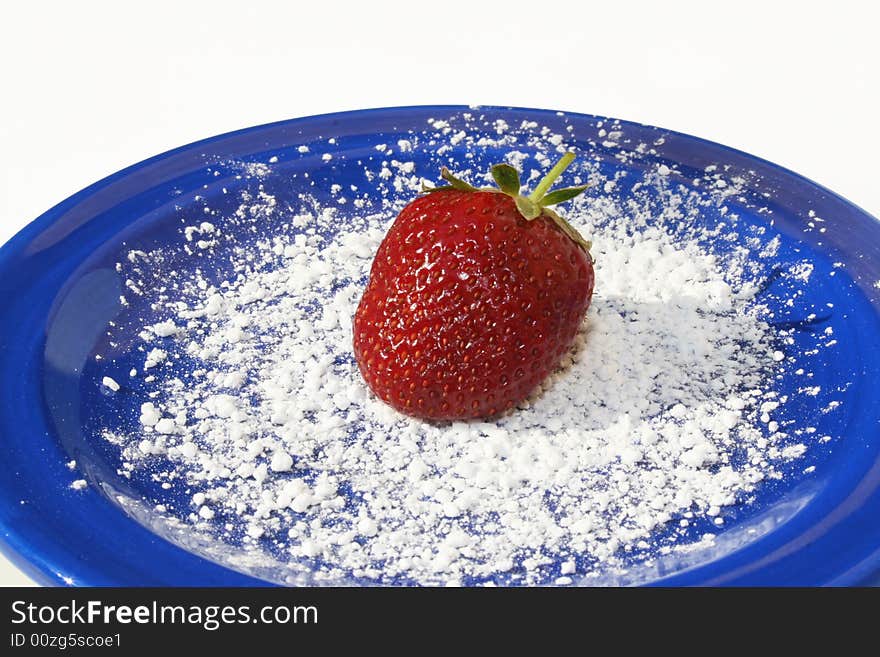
[101,376,120,392]
[95,112,834,586]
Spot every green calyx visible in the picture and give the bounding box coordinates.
[422,152,592,252]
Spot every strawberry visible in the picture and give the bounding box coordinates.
[353,153,594,420]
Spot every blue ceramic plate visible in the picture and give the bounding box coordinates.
[1,106,879,586]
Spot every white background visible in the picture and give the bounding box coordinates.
[0,1,877,585]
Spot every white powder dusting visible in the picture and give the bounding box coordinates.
[99,113,832,586]
[144,348,167,370]
[102,376,120,392]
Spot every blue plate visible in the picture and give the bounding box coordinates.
[1,106,879,586]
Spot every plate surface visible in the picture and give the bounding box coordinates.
[1,105,879,586]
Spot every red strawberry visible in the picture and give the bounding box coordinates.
[353,153,594,420]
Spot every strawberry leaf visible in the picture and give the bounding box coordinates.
[541,184,590,206]
[421,183,456,193]
[490,163,521,196]
[515,195,541,220]
[440,167,480,192]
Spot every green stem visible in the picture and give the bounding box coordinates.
[528,152,575,202]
